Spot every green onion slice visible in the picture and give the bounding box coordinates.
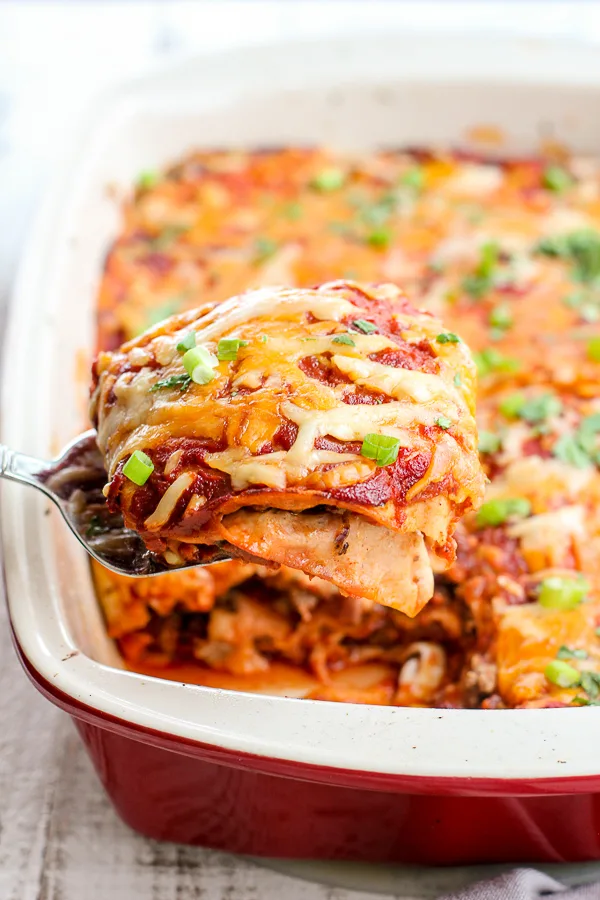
[542,165,573,193]
[544,660,581,688]
[538,575,590,610]
[588,337,600,362]
[476,497,531,527]
[217,338,249,361]
[360,433,401,467]
[176,332,196,353]
[436,332,460,344]
[478,431,501,454]
[556,646,588,660]
[183,346,217,384]
[310,167,346,192]
[123,450,154,486]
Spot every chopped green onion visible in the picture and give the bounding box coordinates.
[217,338,249,361]
[435,416,453,430]
[581,413,600,437]
[353,319,378,334]
[581,671,600,699]
[542,165,573,193]
[149,373,192,393]
[478,431,502,454]
[123,450,154,486]
[557,646,588,660]
[587,337,600,362]
[253,236,279,264]
[474,348,521,378]
[183,346,217,385]
[137,171,160,190]
[499,393,525,418]
[453,372,462,387]
[462,242,500,299]
[544,660,581,689]
[536,229,600,284]
[366,228,393,250]
[436,332,460,344]
[400,166,425,191]
[538,575,590,610]
[489,304,514,331]
[552,432,594,469]
[572,695,600,706]
[515,393,563,424]
[476,497,531,528]
[176,332,196,353]
[361,433,401,467]
[260,335,268,344]
[310,167,346,192]
[331,334,355,346]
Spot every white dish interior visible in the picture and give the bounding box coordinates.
[4,32,600,780]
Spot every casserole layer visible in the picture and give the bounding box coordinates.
[91,280,484,614]
[93,146,600,708]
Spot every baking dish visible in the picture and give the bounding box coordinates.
[4,31,600,864]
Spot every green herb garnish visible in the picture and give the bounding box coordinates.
[436,332,460,344]
[538,575,590,610]
[400,167,425,192]
[476,497,531,527]
[366,228,393,250]
[478,431,502,454]
[544,660,581,688]
[353,319,378,334]
[435,416,453,430]
[176,332,196,353]
[542,165,574,193]
[123,450,154,486]
[536,229,600,284]
[474,348,521,378]
[149,373,192,393]
[462,241,500,299]
[489,304,514,331]
[137,171,160,190]
[557,646,588,660]
[331,334,356,346]
[217,338,249,361]
[453,372,462,387]
[183,346,217,385]
[311,168,346,192]
[588,337,600,362]
[360,434,401,467]
[552,414,600,469]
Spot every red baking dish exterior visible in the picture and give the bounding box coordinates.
[16,636,600,864]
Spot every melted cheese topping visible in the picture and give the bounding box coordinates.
[92,281,483,578]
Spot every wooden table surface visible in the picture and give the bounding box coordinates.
[2,4,599,898]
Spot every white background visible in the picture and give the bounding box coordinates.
[2,3,600,899]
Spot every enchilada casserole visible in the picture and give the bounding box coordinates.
[93,146,600,708]
[91,280,484,617]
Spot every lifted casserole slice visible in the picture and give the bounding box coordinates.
[90,280,485,616]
